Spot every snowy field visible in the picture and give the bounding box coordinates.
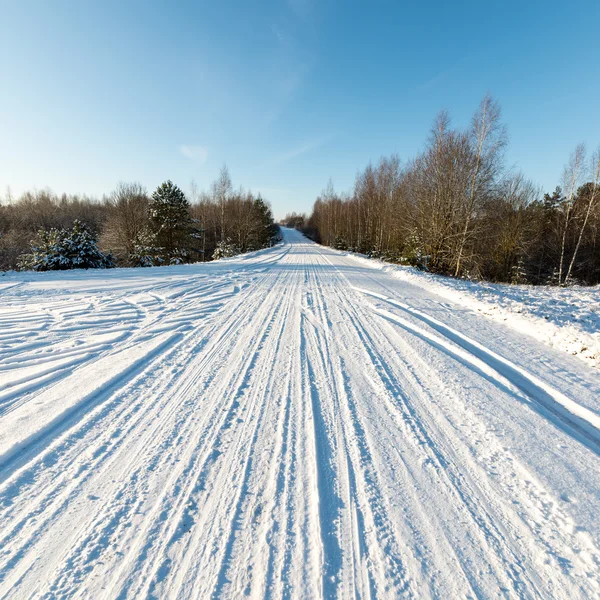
[1,228,600,598]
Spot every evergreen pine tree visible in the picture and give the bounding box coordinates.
[149,180,191,263]
[543,187,564,211]
[129,228,163,267]
[252,195,275,248]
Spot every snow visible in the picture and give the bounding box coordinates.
[346,253,600,368]
[1,228,600,598]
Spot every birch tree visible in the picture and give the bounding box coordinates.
[558,143,586,285]
[564,147,600,283]
[213,165,233,242]
[454,94,507,277]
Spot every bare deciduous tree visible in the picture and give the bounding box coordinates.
[304,96,600,285]
[100,182,149,263]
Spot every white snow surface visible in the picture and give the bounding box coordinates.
[346,254,600,368]
[1,228,600,599]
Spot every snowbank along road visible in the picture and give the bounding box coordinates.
[1,227,600,599]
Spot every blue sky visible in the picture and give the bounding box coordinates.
[1,0,599,218]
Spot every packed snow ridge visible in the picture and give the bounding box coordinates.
[0,228,600,599]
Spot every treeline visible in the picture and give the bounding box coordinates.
[303,95,600,285]
[281,212,307,229]
[0,167,279,271]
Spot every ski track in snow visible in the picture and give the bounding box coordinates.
[0,229,600,599]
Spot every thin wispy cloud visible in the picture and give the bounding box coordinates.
[272,24,291,48]
[287,0,314,19]
[269,136,331,166]
[264,7,317,127]
[179,145,209,164]
[278,73,303,97]
[413,56,471,93]
[261,71,308,128]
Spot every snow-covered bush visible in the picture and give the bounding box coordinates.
[18,220,114,271]
[212,238,239,260]
[510,258,528,285]
[333,235,348,250]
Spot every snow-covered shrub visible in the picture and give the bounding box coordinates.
[168,249,190,265]
[333,235,348,250]
[18,220,114,271]
[510,258,528,285]
[401,233,426,268]
[212,238,239,260]
[367,246,382,259]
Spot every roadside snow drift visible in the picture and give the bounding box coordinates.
[348,255,600,368]
[1,228,600,599]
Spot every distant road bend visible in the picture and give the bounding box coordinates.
[1,227,600,598]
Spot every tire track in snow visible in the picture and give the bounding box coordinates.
[0,264,282,596]
[104,267,297,598]
[1,231,600,599]
[355,286,600,453]
[309,243,600,597]
[319,247,600,597]
[302,258,406,599]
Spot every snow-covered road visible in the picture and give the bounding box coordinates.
[1,227,600,599]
